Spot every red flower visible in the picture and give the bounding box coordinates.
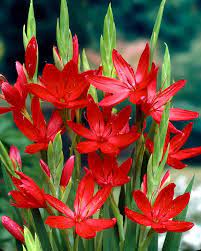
[1,216,24,243]
[0,62,27,114]
[45,174,116,239]
[25,37,38,79]
[147,122,201,169]
[9,171,46,208]
[87,44,158,106]
[13,97,64,154]
[9,145,22,170]
[28,35,98,109]
[60,156,75,189]
[125,183,194,233]
[141,79,199,133]
[86,152,132,187]
[67,99,140,155]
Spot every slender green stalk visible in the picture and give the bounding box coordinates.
[109,193,124,251]
[31,209,52,251]
[73,235,79,251]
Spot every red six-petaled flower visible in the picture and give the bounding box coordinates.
[146,122,201,169]
[125,183,194,233]
[45,174,116,239]
[87,43,158,106]
[28,35,100,109]
[13,96,64,154]
[86,152,132,187]
[67,98,140,155]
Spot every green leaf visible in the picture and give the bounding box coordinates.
[150,0,167,64]
[100,3,116,77]
[31,209,52,251]
[0,141,15,175]
[162,176,194,251]
[148,233,158,251]
[57,0,72,64]
[47,133,64,188]
[161,43,171,90]
[23,0,36,49]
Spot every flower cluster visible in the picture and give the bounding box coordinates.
[0,1,200,250]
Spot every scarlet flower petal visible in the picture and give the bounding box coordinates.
[112,49,135,84]
[119,158,132,175]
[25,143,48,154]
[153,80,186,110]
[45,216,75,229]
[82,186,111,218]
[45,194,74,218]
[170,123,193,152]
[173,147,201,161]
[108,132,140,148]
[169,108,199,121]
[112,106,132,134]
[75,221,96,239]
[99,92,129,107]
[47,111,64,140]
[2,82,22,107]
[72,35,79,65]
[9,145,22,168]
[153,183,176,218]
[85,218,116,232]
[167,157,187,169]
[135,43,150,83]
[13,112,39,141]
[28,84,58,104]
[87,100,104,135]
[133,190,152,216]
[163,193,190,220]
[164,220,194,232]
[74,174,95,216]
[31,97,46,135]
[67,121,96,140]
[100,142,119,155]
[76,141,99,153]
[87,75,129,93]
[125,207,152,226]
[0,107,13,114]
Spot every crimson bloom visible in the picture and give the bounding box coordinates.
[86,152,132,187]
[9,145,22,170]
[87,44,158,106]
[28,35,98,109]
[0,62,27,114]
[1,216,24,243]
[9,171,46,208]
[25,36,38,79]
[45,174,116,239]
[147,122,201,169]
[67,99,140,155]
[125,183,194,233]
[13,97,64,154]
[140,79,199,133]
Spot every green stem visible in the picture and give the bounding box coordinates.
[31,209,52,251]
[138,228,154,251]
[109,193,124,251]
[73,235,79,251]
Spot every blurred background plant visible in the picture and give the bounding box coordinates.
[0,0,201,250]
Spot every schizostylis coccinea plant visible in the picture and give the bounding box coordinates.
[0,0,200,250]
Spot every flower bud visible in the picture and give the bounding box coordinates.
[9,145,22,170]
[2,216,24,243]
[60,156,75,189]
[39,159,51,178]
[25,36,38,79]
